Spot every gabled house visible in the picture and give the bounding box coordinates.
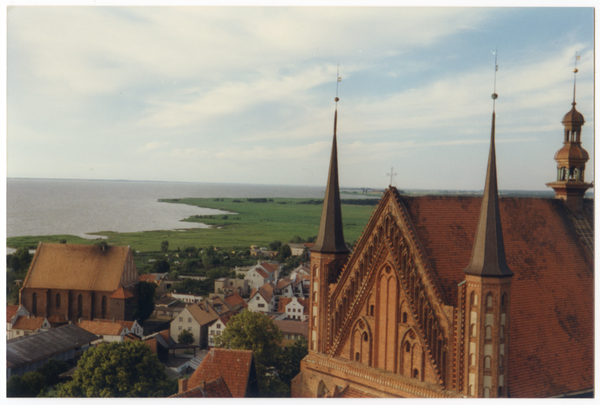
[214,277,250,296]
[278,297,309,321]
[170,302,220,348]
[274,278,295,299]
[208,313,233,347]
[19,243,138,323]
[11,315,51,339]
[223,292,248,313]
[94,318,144,337]
[77,319,127,343]
[177,348,259,397]
[6,305,30,340]
[273,319,309,346]
[247,283,274,313]
[171,377,232,398]
[244,261,279,289]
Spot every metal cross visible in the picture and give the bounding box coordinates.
[387,167,397,187]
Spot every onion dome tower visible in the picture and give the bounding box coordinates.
[546,59,593,217]
[309,71,350,354]
[462,54,513,398]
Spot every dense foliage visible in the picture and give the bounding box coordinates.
[57,341,177,397]
[133,281,157,322]
[178,329,195,345]
[215,311,308,397]
[7,359,70,397]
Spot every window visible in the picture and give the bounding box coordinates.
[470,292,478,307]
[355,352,360,361]
[499,355,504,367]
[179,317,183,322]
[405,342,411,353]
[470,353,475,366]
[56,293,61,308]
[178,326,182,330]
[500,325,505,338]
[485,325,492,339]
[487,293,493,308]
[216,331,220,336]
[188,327,192,331]
[287,308,290,312]
[216,324,221,329]
[210,330,214,335]
[413,369,419,379]
[370,305,375,316]
[188,317,192,322]
[484,388,490,398]
[402,312,408,323]
[470,324,476,337]
[258,304,265,308]
[363,332,368,342]
[484,356,491,369]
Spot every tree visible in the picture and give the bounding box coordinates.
[269,240,282,252]
[277,244,292,261]
[178,329,195,345]
[57,341,177,397]
[278,336,308,386]
[215,311,282,378]
[38,359,70,387]
[160,240,169,254]
[152,259,170,273]
[7,371,46,397]
[133,281,156,323]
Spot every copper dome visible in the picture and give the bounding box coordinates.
[554,144,589,162]
[562,103,585,126]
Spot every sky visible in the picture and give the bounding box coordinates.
[6,6,595,191]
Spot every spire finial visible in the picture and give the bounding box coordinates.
[491,49,498,112]
[572,51,580,105]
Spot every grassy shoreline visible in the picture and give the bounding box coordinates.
[7,197,379,252]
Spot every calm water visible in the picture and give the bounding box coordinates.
[7,178,333,239]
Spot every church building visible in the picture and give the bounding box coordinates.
[19,243,138,323]
[291,68,593,398]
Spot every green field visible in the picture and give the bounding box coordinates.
[7,198,379,252]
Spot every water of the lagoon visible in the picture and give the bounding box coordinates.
[7,178,340,239]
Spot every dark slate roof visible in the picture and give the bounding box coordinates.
[7,324,99,368]
[399,192,593,397]
[311,108,349,254]
[463,112,513,278]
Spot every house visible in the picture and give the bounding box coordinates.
[170,302,220,348]
[203,296,232,317]
[208,313,233,347]
[124,328,173,362]
[247,283,274,313]
[94,318,144,337]
[223,292,248,313]
[278,297,309,321]
[176,348,259,397]
[6,305,30,340]
[19,243,138,323]
[274,278,295,299]
[288,243,307,256]
[244,261,278,289]
[273,319,309,346]
[291,83,593,398]
[214,277,250,296]
[7,323,98,380]
[171,377,232,398]
[152,300,187,321]
[11,315,51,339]
[168,292,203,304]
[289,263,310,280]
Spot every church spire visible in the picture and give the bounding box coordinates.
[312,71,349,254]
[464,54,513,278]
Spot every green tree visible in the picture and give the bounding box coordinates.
[133,281,157,323]
[269,240,282,252]
[38,359,70,387]
[178,329,195,345]
[277,244,292,261]
[160,240,169,254]
[57,341,176,397]
[278,336,308,386]
[7,371,46,397]
[215,311,282,378]
[152,259,170,273]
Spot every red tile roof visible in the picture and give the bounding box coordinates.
[278,297,309,315]
[6,305,19,322]
[273,319,309,337]
[77,320,124,336]
[22,243,133,292]
[171,377,232,398]
[224,292,245,308]
[275,278,292,289]
[188,348,255,398]
[398,193,594,398]
[139,274,157,283]
[258,283,274,303]
[47,313,68,324]
[187,302,220,326]
[259,262,278,274]
[255,268,269,279]
[12,315,47,331]
[110,286,134,299]
[93,319,135,331]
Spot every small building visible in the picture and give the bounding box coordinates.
[214,277,249,296]
[170,303,220,348]
[11,315,51,339]
[288,244,307,256]
[244,261,279,290]
[6,305,30,340]
[278,297,309,321]
[7,323,98,380]
[273,319,309,346]
[208,313,233,347]
[77,320,128,343]
[169,292,203,304]
[247,284,274,313]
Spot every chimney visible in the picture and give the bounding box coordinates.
[178,378,188,393]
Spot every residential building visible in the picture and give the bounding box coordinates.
[291,84,593,398]
[170,302,220,348]
[214,277,249,296]
[171,377,232,398]
[223,292,248,313]
[278,297,309,321]
[19,243,138,323]
[273,319,309,346]
[244,261,278,289]
[7,323,98,379]
[176,348,259,397]
[11,315,51,339]
[169,292,203,304]
[247,283,274,313]
[6,305,30,340]
[288,243,307,256]
[77,320,127,343]
[208,313,233,347]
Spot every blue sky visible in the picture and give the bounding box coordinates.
[6,6,595,190]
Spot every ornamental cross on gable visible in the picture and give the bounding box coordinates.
[387,167,397,187]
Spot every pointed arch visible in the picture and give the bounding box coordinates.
[375,264,399,371]
[350,316,373,367]
[399,326,417,376]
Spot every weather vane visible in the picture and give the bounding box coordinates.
[491,49,498,109]
[335,64,342,102]
[387,167,397,187]
[573,51,580,105]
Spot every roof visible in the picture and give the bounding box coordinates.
[397,192,594,397]
[94,319,136,331]
[311,121,349,254]
[13,315,47,331]
[7,324,99,368]
[259,262,278,274]
[187,303,220,326]
[47,313,68,324]
[110,286,134,299]
[256,283,273,303]
[278,297,309,314]
[224,292,245,308]
[255,268,269,279]
[171,377,232,398]
[22,243,133,292]
[139,274,158,283]
[7,305,19,322]
[275,278,292,289]
[188,348,255,398]
[273,319,309,336]
[78,320,124,336]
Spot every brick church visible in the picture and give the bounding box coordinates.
[291,69,593,398]
[19,243,138,323]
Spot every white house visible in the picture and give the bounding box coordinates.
[247,283,275,313]
[6,305,30,340]
[169,292,203,304]
[207,313,233,347]
[170,302,220,348]
[244,261,279,290]
[278,297,309,321]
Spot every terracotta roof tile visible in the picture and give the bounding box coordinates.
[77,320,124,336]
[6,305,19,322]
[47,313,68,324]
[187,303,220,326]
[171,377,232,398]
[259,262,278,274]
[224,292,245,307]
[93,319,135,331]
[139,274,157,283]
[22,243,134,292]
[399,194,593,398]
[275,278,292,289]
[188,348,255,397]
[13,315,47,331]
[258,283,274,302]
[110,286,134,299]
[255,268,269,279]
[273,319,309,337]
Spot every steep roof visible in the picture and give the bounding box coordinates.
[188,348,255,398]
[275,278,292,289]
[139,274,158,283]
[7,305,19,322]
[22,243,133,292]
[398,192,593,397]
[7,324,99,368]
[278,297,309,314]
[187,303,220,326]
[110,286,134,299]
[94,319,135,331]
[78,320,124,336]
[273,319,309,337]
[224,292,245,308]
[256,283,273,303]
[13,315,47,331]
[255,268,269,279]
[311,107,349,254]
[259,262,278,274]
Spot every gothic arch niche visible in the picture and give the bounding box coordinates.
[317,380,328,398]
[399,300,410,325]
[367,293,375,317]
[399,327,417,376]
[375,263,399,372]
[350,317,372,367]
